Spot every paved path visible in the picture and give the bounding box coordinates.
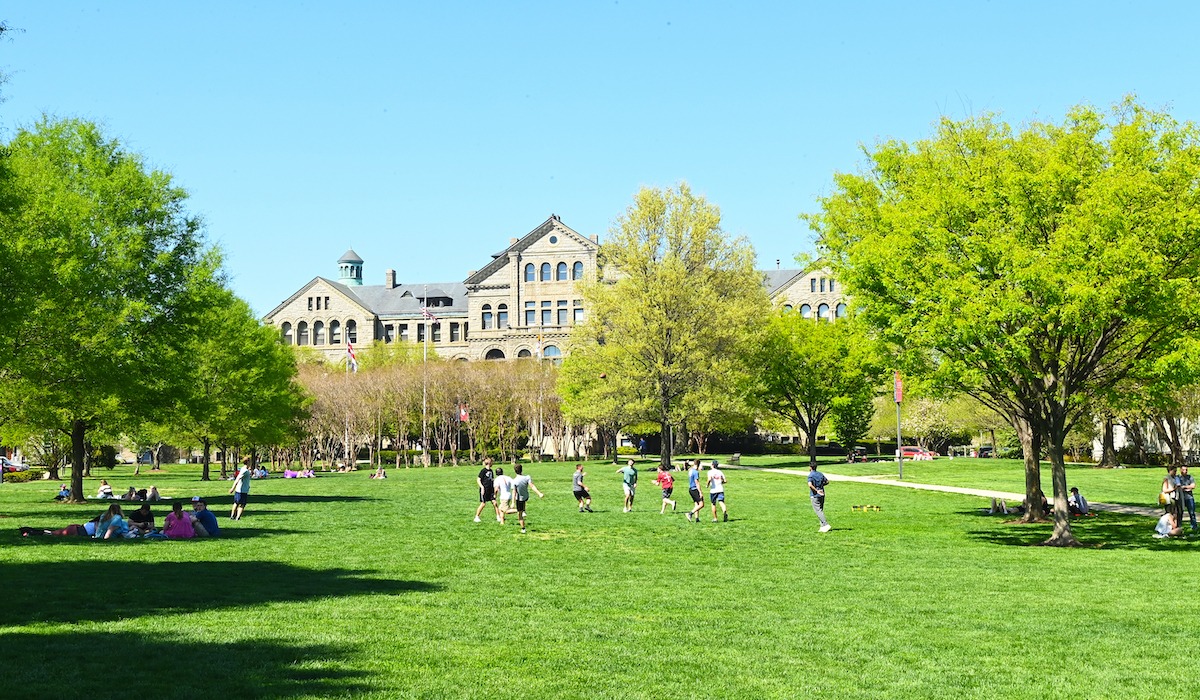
[724,464,1160,518]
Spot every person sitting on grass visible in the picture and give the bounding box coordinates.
[191,498,220,537]
[371,466,387,479]
[1068,487,1089,516]
[163,501,195,539]
[128,503,156,535]
[120,486,138,501]
[96,480,114,499]
[54,483,71,501]
[1155,511,1183,539]
[95,504,130,540]
[147,486,162,501]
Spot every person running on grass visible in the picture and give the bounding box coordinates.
[809,463,832,532]
[493,467,515,524]
[707,461,729,522]
[511,464,544,534]
[572,463,593,512]
[654,465,677,514]
[229,458,252,521]
[474,458,497,523]
[617,459,638,512]
[685,460,705,522]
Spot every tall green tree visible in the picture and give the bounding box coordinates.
[748,311,879,467]
[0,118,207,501]
[569,183,768,468]
[811,99,1200,545]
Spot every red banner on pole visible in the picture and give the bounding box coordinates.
[458,404,470,423]
[894,371,903,404]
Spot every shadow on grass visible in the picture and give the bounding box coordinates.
[965,511,1200,551]
[0,631,368,700]
[0,560,440,626]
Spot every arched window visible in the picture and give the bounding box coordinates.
[540,263,552,281]
[281,322,293,345]
[297,321,309,346]
[517,349,532,358]
[800,304,812,319]
[330,320,341,344]
[783,304,793,312]
[313,321,325,345]
[525,263,535,282]
[556,262,568,281]
[835,303,848,319]
[572,261,584,280]
[497,303,508,328]
[481,304,493,330]
[818,303,830,320]
[485,349,505,360]
[346,319,357,344]
[542,345,562,365]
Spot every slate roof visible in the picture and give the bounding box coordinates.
[341,281,469,317]
[338,249,364,264]
[763,268,805,296]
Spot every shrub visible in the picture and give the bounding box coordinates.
[617,446,638,456]
[2,469,47,483]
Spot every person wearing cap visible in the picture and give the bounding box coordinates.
[192,498,220,537]
[229,458,252,520]
[617,459,638,512]
[1068,487,1089,516]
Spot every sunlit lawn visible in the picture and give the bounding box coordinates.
[0,458,1191,699]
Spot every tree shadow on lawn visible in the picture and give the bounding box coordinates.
[0,630,369,700]
[0,560,440,627]
[963,511,1200,551]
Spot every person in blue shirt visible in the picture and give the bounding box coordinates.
[808,464,832,533]
[96,503,130,539]
[684,460,706,522]
[192,498,221,537]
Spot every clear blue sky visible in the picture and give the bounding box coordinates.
[3,2,1198,315]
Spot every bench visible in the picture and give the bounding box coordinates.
[728,453,741,465]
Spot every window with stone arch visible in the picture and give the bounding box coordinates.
[346,319,357,344]
[517,348,532,358]
[481,304,493,330]
[835,303,848,319]
[525,263,535,282]
[297,321,309,346]
[818,303,830,320]
[497,303,508,328]
[800,304,812,319]
[542,345,563,365]
[330,320,341,344]
[313,321,325,345]
[540,262,552,281]
[572,261,584,280]
[783,304,793,312]
[556,262,568,281]
[281,322,293,345]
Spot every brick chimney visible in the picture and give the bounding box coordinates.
[385,269,396,289]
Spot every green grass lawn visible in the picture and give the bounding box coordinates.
[0,459,1193,699]
[739,454,1169,507]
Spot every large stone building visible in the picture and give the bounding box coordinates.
[264,214,845,363]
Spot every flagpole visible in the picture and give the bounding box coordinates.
[422,284,429,467]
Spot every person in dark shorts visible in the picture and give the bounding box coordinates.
[229,458,252,520]
[511,463,544,534]
[474,458,497,523]
[654,466,677,514]
[685,460,705,522]
[707,462,728,522]
[572,463,593,512]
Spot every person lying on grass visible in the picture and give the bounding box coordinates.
[20,515,100,538]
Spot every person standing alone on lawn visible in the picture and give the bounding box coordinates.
[707,462,728,522]
[617,459,638,512]
[511,464,544,534]
[229,458,252,521]
[572,463,593,512]
[809,464,831,532]
[474,458,497,523]
[654,466,677,514]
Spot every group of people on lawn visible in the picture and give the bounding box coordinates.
[22,498,221,540]
[470,457,836,534]
[1157,464,1197,538]
[91,480,162,502]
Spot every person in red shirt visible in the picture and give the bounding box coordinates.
[654,466,677,514]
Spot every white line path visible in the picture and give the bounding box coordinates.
[724,464,1160,518]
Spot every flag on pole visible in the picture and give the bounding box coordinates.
[347,342,358,373]
[421,306,439,323]
[536,334,543,359]
[893,370,903,404]
[458,404,470,423]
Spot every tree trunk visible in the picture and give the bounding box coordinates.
[1152,416,1185,467]
[1098,414,1120,467]
[1127,421,1149,464]
[1015,417,1045,522]
[67,419,87,504]
[804,423,819,469]
[659,420,673,469]
[201,437,211,481]
[1042,441,1080,547]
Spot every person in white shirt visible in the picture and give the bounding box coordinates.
[493,467,515,525]
[707,463,728,523]
[510,463,544,534]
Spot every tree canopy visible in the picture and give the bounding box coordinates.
[810,98,1200,545]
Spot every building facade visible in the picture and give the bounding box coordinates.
[264,214,845,363]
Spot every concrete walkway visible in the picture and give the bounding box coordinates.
[725,464,1161,518]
